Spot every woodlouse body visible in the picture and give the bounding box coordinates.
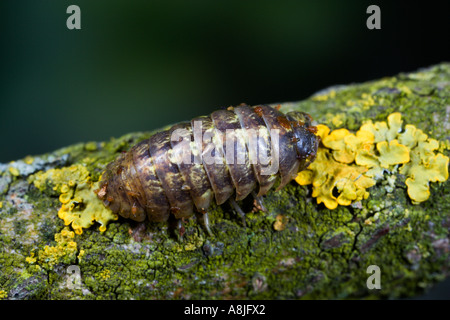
[96,104,319,227]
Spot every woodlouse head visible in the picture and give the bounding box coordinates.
[293,126,320,169]
[286,111,320,170]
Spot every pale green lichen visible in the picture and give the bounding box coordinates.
[345,92,376,110]
[400,142,449,203]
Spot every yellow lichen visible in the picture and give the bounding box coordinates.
[400,145,449,204]
[296,147,376,210]
[273,214,288,231]
[312,89,336,102]
[346,93,376,110]
[99,269,111,280]
[25,228,78,270]
[184,243,197,251]
[322,127,374,164]
[359,112,403,142]
[330,113,346,127]
[0,290,7,300]
[355,139,410,178]
[316,124,331,140]
[396,124,449,203]
[296,112,449,209]
[84,141,98,151]
[31,164,90,193]
[398,85,413,95]
[24,155,34,165]
[25,252,37,264]
[376,140,410,168]
[58,179,118,234]
[77,249,86,262]
[175,233,205,252]
[30,164,118,234]
[9,166,20,176]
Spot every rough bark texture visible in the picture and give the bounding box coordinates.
[0,63,449,300]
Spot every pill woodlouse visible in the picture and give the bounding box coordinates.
[95,104,319,233]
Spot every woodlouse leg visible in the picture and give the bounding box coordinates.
[251,191,267,212]
[177,219,186,240]
[200,212,213,236]
[229,198,246,227]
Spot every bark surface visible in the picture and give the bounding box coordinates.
[0,63,449,299]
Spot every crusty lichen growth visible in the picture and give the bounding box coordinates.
[296,112,449,209]
[30,164,118,234]
[25,228,78,270]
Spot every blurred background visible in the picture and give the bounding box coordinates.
[1,0,448,162]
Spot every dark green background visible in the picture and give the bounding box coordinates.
[1,0,448,162]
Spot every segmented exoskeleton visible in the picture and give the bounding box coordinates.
[96,104,319,234]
